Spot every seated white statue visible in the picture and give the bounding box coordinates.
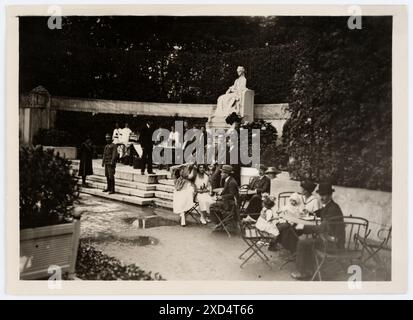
[213,66,247,118]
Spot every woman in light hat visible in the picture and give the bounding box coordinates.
[171,163,196,227]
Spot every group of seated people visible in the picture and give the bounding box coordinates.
[171,160,345,281]
[242,180,345,281]
[170,162,281,230]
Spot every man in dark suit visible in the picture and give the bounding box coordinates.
[139,120,155,175]
[101,133,118,194]
[291,182,345,280]
[242,165,280,218]
[210,165,239,231]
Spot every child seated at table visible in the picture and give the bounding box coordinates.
[255,195,280,237]
[285,192,304,218]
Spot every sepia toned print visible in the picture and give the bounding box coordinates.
[6,4,408,295]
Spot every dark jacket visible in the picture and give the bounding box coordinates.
[102,143,118,167]
[139,124,155,149]
[249,175,271,195]
[303,199,345,249]
[79,140,94,176]
[220,176,239,204]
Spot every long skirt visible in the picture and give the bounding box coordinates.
[196,192,215,213]
[173,183,195,214]
[216,93,239,115]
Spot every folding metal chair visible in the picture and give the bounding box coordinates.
[238,220,274,269]
[311,216,369,281]
[212,207,234,237]
[359,226,391,279]
[239,177,255,213]
[278,191,295,210]
[185,202,202,224]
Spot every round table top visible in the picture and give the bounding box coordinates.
[239,189,257,195]
[279,211,319,226]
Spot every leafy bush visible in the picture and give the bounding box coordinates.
[33,128,74,147]
[19,145,79,229]
[75,241,164,280]
[283,17,392,191]
[241,119,283,168]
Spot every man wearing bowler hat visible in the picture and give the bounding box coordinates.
[291,182,345,280]
[210,164,239,232]
[102,133,118,194]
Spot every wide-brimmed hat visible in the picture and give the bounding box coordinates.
[220,164,234,174]
[316,182,335,195]
[300,180,317,194]
[265,167,281,175]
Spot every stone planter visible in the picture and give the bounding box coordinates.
[20,218,81,280]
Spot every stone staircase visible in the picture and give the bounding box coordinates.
[72,160,175,209]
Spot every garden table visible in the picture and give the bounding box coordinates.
[279,211,320,226]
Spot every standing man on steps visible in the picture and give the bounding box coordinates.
[102,133,118,194]
[139,120,155,175]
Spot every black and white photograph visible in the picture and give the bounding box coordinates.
[6,4,409,295]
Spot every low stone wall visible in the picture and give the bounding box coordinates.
[240,168,392,241]
[44,146,77,159]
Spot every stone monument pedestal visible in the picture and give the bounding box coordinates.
[206,89,255,130]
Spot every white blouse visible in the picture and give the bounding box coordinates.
[300,194,322,214]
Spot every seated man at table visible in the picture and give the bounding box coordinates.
[290,182,345,280]
[242,166,280,219]
[210,165,239,233]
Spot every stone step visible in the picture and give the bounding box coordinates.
[153,198,173,209]
[158,179,175,186]
[155,183,174,193]
[91,166,166,184]
[154,190,174,201]
[87,175,156,191]
[81,180,155,198]
[79,187,155,206]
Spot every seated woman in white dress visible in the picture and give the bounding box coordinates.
[171,163,196,227]
[194,164,215,225]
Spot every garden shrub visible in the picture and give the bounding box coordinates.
[75,241,164,280]
[283,17,392,191]
[19,144,79,229]
[240,119,284,168]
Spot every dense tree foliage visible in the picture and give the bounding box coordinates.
[282,17,392,191]
[20,16,294,103]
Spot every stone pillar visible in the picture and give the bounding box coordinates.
[19,86,52,144]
